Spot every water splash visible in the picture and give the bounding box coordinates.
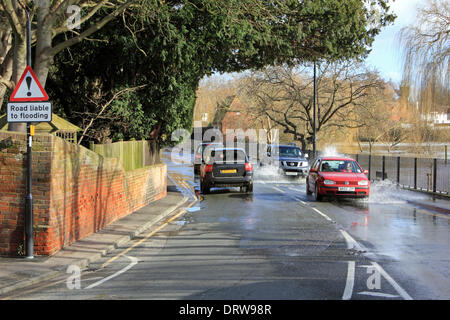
[320,145,345,157]
[254,164,304,183]
[368,179,430,204]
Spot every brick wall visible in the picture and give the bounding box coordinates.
[0,132,166,256]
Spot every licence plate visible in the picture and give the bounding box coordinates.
[338,187,355,192]
[221,169,237,174]
[285,172,298,176]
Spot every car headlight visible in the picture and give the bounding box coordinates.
[358,180,368,186]
[324,179,335,185]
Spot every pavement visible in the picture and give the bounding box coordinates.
[0,176,193,296]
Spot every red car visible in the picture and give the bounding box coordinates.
[306,157,370,201]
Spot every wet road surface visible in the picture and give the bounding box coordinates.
[2,155,449,300]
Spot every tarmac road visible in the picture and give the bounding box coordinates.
[3,157,449,300]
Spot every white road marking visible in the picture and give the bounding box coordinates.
[290,192,412,300]
[272,186,285,193]
[85,255,138,290]
[339,229,362,250]
[358,291,400,298]
[342,261,355,300]
[339,230,413,300]
[370,262,413,300]
[312,207,333,222]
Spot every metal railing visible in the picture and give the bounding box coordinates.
[347,153,449,196]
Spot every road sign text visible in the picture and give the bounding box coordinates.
[7,102,52,123]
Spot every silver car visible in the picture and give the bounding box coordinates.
[263,144,309,177]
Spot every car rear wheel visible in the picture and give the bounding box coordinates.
[246,183,253,193]
[314,183,323,201]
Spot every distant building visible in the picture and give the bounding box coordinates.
[220,96,257,142]
[421,109,450,126]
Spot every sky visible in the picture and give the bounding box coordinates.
[365,0,426,84]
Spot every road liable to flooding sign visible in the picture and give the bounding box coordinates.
[7,102,52,123]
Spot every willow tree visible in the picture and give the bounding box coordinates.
[398,0,449,113]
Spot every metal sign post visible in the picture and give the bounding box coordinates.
[9,1,52,259]
[313,61,317,160]
[20,0,33,259]
[25,122,33,259]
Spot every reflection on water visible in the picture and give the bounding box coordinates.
[254,164,305,184]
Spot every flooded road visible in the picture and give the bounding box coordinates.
[167,154,450,299]
[5,154,449,300]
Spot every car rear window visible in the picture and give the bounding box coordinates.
[207,149,247,163]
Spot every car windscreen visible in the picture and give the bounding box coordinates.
[206,149,246,164]
[276,146,302,158]
[319,160,361,173]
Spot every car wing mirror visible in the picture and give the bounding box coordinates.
[363,169,369,175]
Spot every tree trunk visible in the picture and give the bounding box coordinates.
[34,0,52,87]
[0,23,13,110]
[7,27,26,132]
[301,138,307,152]
[0,53,13,111]
[149,139,161,165]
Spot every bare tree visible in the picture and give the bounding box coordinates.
[75,84,146,145]
[397,0,449,113]
[355,82,410,153]
[0,0,136,131]
[239,61,385,151]
[0,5,13,107]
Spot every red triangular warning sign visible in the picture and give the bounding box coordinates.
[9,66,49,102]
